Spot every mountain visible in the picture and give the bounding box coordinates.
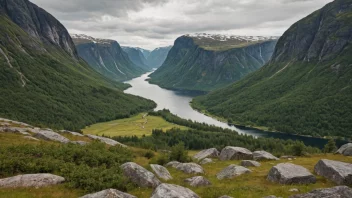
[149,34,278,91]
[0,0,155,131]
[121,46,150,70]
[72,34,146,81]
[193,0,352,137]
[136,47,151,59]
[146,46,172,68]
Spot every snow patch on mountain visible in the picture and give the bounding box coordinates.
[185,33,279,42]
[71,34,113,45]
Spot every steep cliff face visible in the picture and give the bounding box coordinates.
[149,35,277,91]
[193,0,352,137]
[0,0,155,130]
[72,34,146,81]
[121,46,150,70]
[0,0,77,58]
[147,46,172,68]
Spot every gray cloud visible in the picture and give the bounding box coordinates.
[31,0,332,50]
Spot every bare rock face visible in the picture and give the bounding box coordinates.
[289,186,352,198]
[150,164,173,181]
[219,146,253,161]
[336,143,352,154]
[120,162,161,188]
[218,196,233,198]
[314,159,352,185]
[59,130,84,137]
[151,183,200,198]
[176,163,204,174]
[34,130,70,143]
[241,160,261,167]
[200,158,213,165]
[86,134,126,147]
[80,189,137,198]
[343,147,352,156]
[216,165,251,180]
[193,148,219,160]
[267,163,316,184]
[253,151,279,161]
[165,161,181,168]
[184,176,211,187]
[0,174,65,188]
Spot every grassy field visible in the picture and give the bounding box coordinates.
[82,113,188,137]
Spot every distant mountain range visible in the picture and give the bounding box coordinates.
[193,0,352,137]
[149,33,278,91]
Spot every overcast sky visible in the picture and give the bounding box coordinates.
[31,0,332,50]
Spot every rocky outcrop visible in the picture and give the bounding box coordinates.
[34,130,70,143]
[253,151,279,161]
[59,130,84,137]
[216,165,252,180]
[71,141,89,146]
[200,158,213,165]
[184,176,211,187]
[86,134,126,147]
[219,146,253,161]
[175,163,204,174]
[151,183,199,198]
[267,163,316,184]
[314,159,352,185]
[289,186,352,198]
[241,160,261,167]
[150,164,173,181]
[336,143,352,156]
[193,148,220,161]
[165,161,181,168]
[0,174,65,188]
[23,136,39,141]
[218,196,233,198]
[120,162,161,188]
[80,189,137,198]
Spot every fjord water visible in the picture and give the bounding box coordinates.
[125,72,346,148]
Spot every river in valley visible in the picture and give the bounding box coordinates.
[125,72,347,149]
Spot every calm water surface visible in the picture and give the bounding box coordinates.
[125,72,347,148]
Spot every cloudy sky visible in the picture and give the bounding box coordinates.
[31,0,332,50]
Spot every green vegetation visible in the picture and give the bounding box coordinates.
[82,113,188,137]
[0,14,155,131]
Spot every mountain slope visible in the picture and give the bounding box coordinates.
[121,46,150,70]
[193,0,352,137]
[72,34,146,81]
[146,46,172,68]
[0,0,155,131]
[149,34,277,91]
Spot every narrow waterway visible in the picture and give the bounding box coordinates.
[125,72,347,148]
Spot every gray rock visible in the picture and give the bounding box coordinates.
[219,146,253,161]
[86,134,126,147]
[241,160,261,167]
[281,155,296,159]
[314,159,352,185]
[289,186,352,198]
[0,174,65,188]
[218,196,233,198]
[217,165,252,180]
[151,183,199,198]
[23,136,39,141]
[150,164,172,181]
[176,163,204,174]
[34,130,70,143]
[253,151,279,161]
[267,163,316,184]
[120,162,161,188]
[60,130,84,137]
[289,188,300,192]
[80,189,136,198]
[165,161,181,168]
[343,147,352,156]
[184,176,211,187]
[200,158,213,165]
[263,196,282,198]
[71,141,89,146]
[193,148,219,160]
[336,143,352,155]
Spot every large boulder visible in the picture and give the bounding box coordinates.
[151,183,199,198]
[80,189,136,198]
[241,160,261,167]
[336,143,352,155]
[150,164,172,181]
[219,146,253,161]
[176,163,204,174]
[289,186,352,198]
[253,151,279,161]
[165,161,181,168]
[314,159,352,185]
[343,147,352,156]
[193,148,219,160]
[200,158,213,165]
[86,134,126,147]
[184,176,211,187]
[120,162,161,188]
[0,174,65,188]
[216,165,251,180]
[267,163,316,184]
[34,130,70,143]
